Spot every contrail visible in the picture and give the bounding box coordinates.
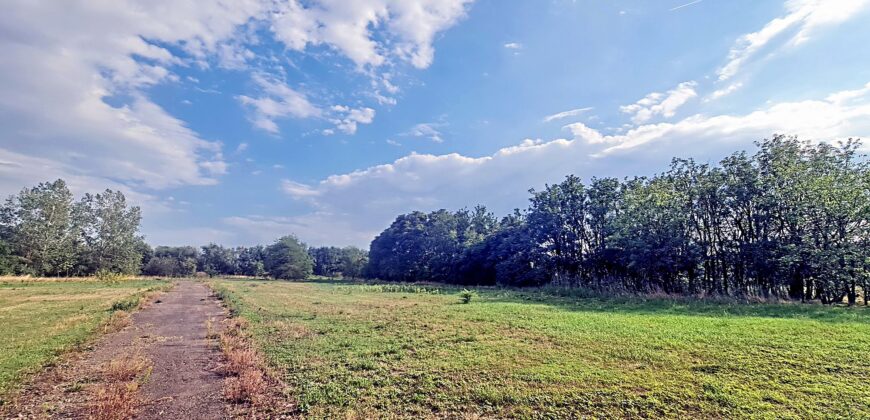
[670,0,703,11]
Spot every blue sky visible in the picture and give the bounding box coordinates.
[2,0,870,247]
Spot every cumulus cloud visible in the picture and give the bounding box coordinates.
[0,0,474,212]
[270,0,473,69]
[272,81,870,247]
[620,81,697,123]
[329,106,376,134]
[718,0,870,82]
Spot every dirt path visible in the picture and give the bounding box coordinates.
[4,281,229,419]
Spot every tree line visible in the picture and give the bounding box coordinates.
[140,242,367,280]
[366,136,870,305]
[0,179,365,280]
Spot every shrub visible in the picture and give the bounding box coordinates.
[460,289,477,304]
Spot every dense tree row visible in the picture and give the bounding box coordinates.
[0,180,144,276]
[367,136,870,304]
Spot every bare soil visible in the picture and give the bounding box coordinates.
[2,281,229,419]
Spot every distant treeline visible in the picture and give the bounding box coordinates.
[140,242,366,280]
[0,179,365,280]
[366,136,870,305]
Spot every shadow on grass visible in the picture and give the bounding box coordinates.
[481,289,870,324]
[216,276,870,324]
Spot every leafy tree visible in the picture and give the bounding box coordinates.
[75,190,143,274]
[309,246,344,277]
[198,243,237,276]
[340,246,368,279]
[0,180,79,276]
[143,246,198,277]
[237,245,266,277]
[264,235,313,280]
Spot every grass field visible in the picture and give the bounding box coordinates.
[0,277,169,399]
[212,279,870,418]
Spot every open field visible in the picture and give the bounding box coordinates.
[212,279,870,418]
[0,277,169,399]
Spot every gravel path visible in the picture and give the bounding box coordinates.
[3,281,229,419]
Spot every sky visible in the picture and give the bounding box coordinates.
[2,0,870,248]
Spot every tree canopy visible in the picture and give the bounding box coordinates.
[366,136,870,304]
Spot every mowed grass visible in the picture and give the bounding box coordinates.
[212,280,870,418]
[0,277,168,399]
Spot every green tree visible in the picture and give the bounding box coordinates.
[0,179,79,276]
[75,189,143,275]
[198,243,238,276]
[340,246,368,279]
[264,235,313,280]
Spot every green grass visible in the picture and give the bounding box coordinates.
[0,277,169,400]
[212,279,870,418]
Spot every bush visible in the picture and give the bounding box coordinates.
[460,289,477,304]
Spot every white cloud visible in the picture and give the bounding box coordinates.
[274,81,870,247]
[543,107,593,123]
[270,0,473,69]
[236,142,249,153]
[620,81,697,123]
[670,0,704,12]
[718,0,870,82]
[0,0,474,214]
[706,82,744,102]
[405,123,445,143]
[237,73,321,134]
[281,180,321,198]
[504,42,523,49]
[329,105,376,134]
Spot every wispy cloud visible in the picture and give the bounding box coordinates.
[503,42,523,49]
[718,0,870,82]
[543,107,593,123]
[670,0,703,12]
[237,73,321,134]
[620,81,697,123]
[405,123,445,143]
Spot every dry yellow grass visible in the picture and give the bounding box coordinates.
[218,318,270,406]
[89,351,152,420]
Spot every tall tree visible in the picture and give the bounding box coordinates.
[264,235,314,280]
[0,179,78,276]
[75,189,143,274]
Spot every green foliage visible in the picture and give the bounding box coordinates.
[109,295,140,312]
[365,136,870,304]
[264,235,314,280]
[459,288,476,304]
[75,190,143,275]
[142,246,198,277]
[0,180,145,277]
[198,243,237,277]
